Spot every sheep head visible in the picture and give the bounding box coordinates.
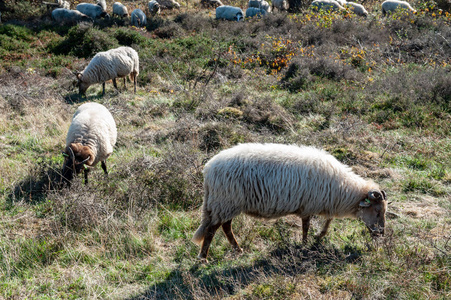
[75,72,90,95]
[61,143,95,183]
[357,189,387,236]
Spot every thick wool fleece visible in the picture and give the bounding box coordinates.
[66,102,117,166]
[79,46,139,86]
[193,143,378,244]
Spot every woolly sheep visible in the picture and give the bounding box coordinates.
[76,46,139,96]
[192,143,387,261]
[344,2,368,17]
[51,8,94,25]
[246,7,268,18]
[96,0,107,11]
[148,0,161,16]
[131,9,147,27]
[62,102,117,185]
[271,0,289,11]
[43,0,70,10]
[248,0,271,12]
[381,0,416,16]
[310,0,344,12]
[156,0,181,10]
[76,3,110,19]
[112,2,129,17]
[200,0,223,9]
[216,5,244,21]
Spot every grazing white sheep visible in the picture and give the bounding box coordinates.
[62,102,117,185]
[344,2,368,17]
[76,46,139,96]
[96,0,107,11]
[156,0,181,10]
[51,8,94,25]
[200,0,223,8]
[148,0,161,16]
[310,0,345,12]
[271,0,289,11]
[216,5,244,21]
[112,2,129,17]
[246,7,268,18]
[131,8,147,27]
[43,0,70,10]
[76,3,110,19]
[381,0,416,16]
[248,0,271,12]
[192,143,387,261]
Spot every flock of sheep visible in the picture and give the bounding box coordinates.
[47,0,417,26]
[30,0,403,261]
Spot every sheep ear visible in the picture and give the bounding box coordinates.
[74,72,82,80]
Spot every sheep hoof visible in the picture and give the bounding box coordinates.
[197,256,208,264]
[234,247,243,253]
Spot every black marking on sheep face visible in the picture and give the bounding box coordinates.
[358,190,387,236]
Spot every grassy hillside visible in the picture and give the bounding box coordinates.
[0,0,450,298]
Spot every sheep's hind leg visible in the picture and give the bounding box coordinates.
[113,78,119,93]
[222,219,243,253]
[102,82,106,96]
[101,161,108,175]
[198,223,221,261]
[302,216,311,242]
[316,218,333,239]
[123,77,127,90]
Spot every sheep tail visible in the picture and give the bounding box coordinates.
[192,186,213,245]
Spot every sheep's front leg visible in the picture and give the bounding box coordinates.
[83,167,90,185]
[102,82,106,96]
[302,216,311,242]
[222,219,242,253]
[198,223,221,261]
[317,218,333,239]
[123,77,127,90]
[101,161,108,175]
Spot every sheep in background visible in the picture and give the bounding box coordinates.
[62,102,117,185]
[51,8,94,25]
[248,0,271,12]
[76,46,139,96]
[96,0,107,11]
[112,2,129,17]
[246,7,268,18]
[216,5,244,21]
[272,0,289,11]
[43,0,70,10]
[344,2,368,17]
[131,8,147,27]
[200,0,223,9]
[192,143,387,261]
[76,3,110,20]
[148,0,161,16]
[157,0,181,10]
[381,0,416,16]
[310,0,345,12]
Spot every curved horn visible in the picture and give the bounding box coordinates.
[67,146,75,160]
[77,156,91,165]
[368,190,382,201]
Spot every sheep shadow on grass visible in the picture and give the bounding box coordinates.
[6,161,64,206]
[128,241,364,299]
